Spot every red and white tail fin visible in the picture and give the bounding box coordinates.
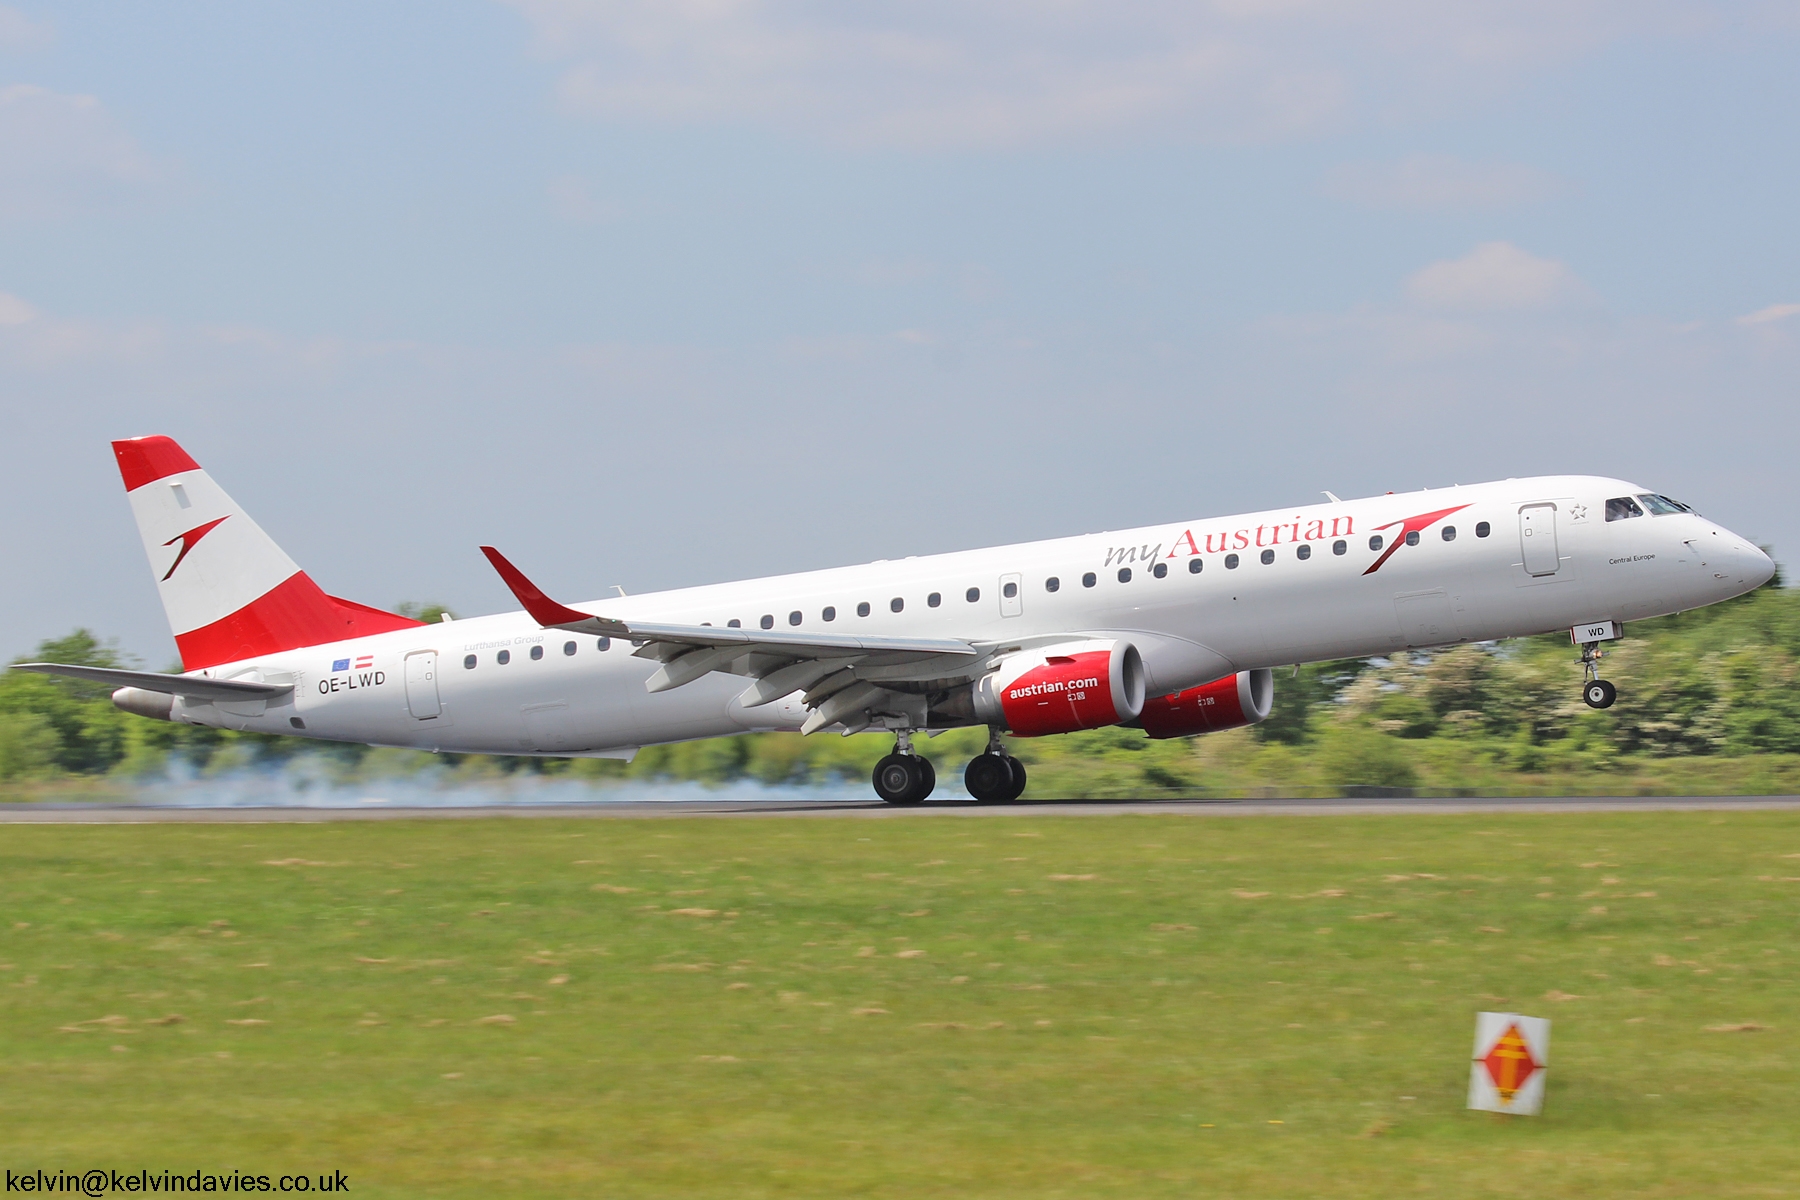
[112,436,421,671]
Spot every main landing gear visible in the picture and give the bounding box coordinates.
[872,730,936,805]
[869,730,1028,805]
[1578,642,1617,709]
[963,729,1028,804]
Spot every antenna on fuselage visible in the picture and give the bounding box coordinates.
[1322,491,1341,503]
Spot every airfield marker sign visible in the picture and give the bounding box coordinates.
[1468,1012,1550,1115]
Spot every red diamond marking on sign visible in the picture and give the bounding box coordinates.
[1481,1023,1540,1104]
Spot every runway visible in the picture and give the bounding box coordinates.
[3,795,1799,822]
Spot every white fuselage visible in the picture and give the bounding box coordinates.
[168,475,1773,757]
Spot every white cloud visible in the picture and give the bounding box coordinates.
[0,5,52,51]
[499,0,1734,147]
[1324,155,1564,210]
[1738,303,1800,325]
[0,84,165,219]
[0,290,34,325]
[1405,241,1586,311]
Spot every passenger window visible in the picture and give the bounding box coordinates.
[1225,554,1240,569]
[1118,567,1133,583]
[857,602,871,617]
[597,637,611,651]
[1296,544,1311,560]
[1153,561,1168,578]
[727,619,741,628]
[563,641,576,655]
[463,654,476,669]
[1258,549,1273,564]
[966,587,980,603]
[1369,535,1384,552]
[1405,530,1420,546]
[928,592,941,608]
[530,644,544,660]
[497,649,511,665]
[1003,581,1018,598]
[1082,572,1097,588]
[760,614,775,630]
[822,606,836,622]
[1045,577,1060,592]
[788,611,802,626]
[1605,496,1645,521]
[1476,522,1490,538]
[1188,558,1202,574]
[890,597,904,613]
[1333,539,1346,555]
[1442,526,1456,541]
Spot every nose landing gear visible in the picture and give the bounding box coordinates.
[963,729,1028,803]
[1578,641,1617,709]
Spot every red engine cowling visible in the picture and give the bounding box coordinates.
[1138,668,1273,739]
[972,639,1146,737]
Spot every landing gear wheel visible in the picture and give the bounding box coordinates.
[1001,755,1028,801]
[1583,679,1617,709]
[873,753,932,805]
[965,753,1013,803]
[915,756,936,802]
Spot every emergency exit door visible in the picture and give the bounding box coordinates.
[999,573,1023,617]
[404,651,441,719]
[1518,504,1560,577]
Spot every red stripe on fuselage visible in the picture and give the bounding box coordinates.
[173,572,423,671]
[113,436,202,492]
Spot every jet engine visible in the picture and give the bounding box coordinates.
[1137,668,1273,738]
[944,639,1147,737]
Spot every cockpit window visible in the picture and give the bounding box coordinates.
[1605,496,1645,522]
[1637,493,1690,516]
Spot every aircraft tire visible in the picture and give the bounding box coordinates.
[1002,755,1028,801]
[1583,680,1617,709]
[964,753,1013,803]
[915,756,937,802]
[873,753,928,805]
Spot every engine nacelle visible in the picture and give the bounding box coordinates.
[1138,668,1273,739]
[969,639,1146,737]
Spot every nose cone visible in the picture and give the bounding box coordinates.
[1709,526,1776,594]
[1745,543,1777,590]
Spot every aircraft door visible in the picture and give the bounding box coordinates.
[1518,504,1560,577]
[999,573,1023,618]
[404,651,442,719]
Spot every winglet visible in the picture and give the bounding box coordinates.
[480,546,626,632]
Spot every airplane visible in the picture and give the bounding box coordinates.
[13,436,1777,804]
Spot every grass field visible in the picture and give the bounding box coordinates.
[3,812,1798,1198]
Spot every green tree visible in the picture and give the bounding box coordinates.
[1,630,135,774]
[396,602,457,624]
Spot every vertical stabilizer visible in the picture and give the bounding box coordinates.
[113,436,421,670]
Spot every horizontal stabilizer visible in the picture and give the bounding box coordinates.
[10,662,293,702]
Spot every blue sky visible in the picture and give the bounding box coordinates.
[1,1,1796,664]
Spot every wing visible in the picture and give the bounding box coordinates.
[11,662,293,702]
[481,547,993,734]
